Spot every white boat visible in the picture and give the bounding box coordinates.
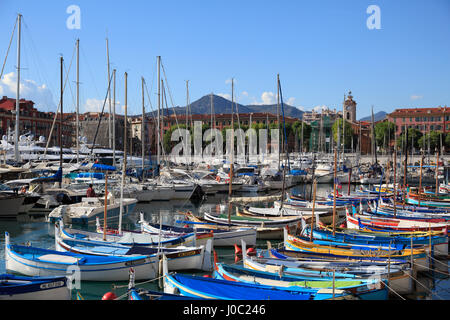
[54,223,213,272]
[4,231,159,281]
[47,192,138,224]
[138,213,257,247]
[0,274,71,300]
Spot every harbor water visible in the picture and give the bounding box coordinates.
[0,184,449,300]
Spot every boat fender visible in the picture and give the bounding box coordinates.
[246,247,256,256]
[234,244,242,255]
[102,292,117,300]
[202,274,211,278]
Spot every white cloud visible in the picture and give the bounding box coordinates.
[225,78,236,85]
[84,98,104,112]
[217,93,231,100]
[286,97,296,106]
[312,105,329,112]
[84,98,124,114]
[410,95,423,101]
[0,72,57,110]
[251,92,296,107]
[241,91,248,97]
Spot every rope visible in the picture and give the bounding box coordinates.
[0,17,17,80]
[112,273,166,290]
[403,269,445,300]
[383,281,406,300]
[425,253,450,268]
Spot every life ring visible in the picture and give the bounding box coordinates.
[215,176,221,182]
[42,170,50,177]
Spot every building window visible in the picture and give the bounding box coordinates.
[416,117,421,121]
[402,118,405,122]
[430,125,434,130]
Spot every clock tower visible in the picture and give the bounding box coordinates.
[344,91,357,122]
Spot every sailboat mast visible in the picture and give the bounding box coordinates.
[227,78,235,225]
[332,146,337,237]
[106,38,112,149]
[141,77,145,179]
[156,56,161,168]
[342,94,345,158]
[277,75,280,171]
[118,72,127,234]
[14,14,21,162]
[76,39,80,163]
[112,69,116,167]
[59,55,63,188]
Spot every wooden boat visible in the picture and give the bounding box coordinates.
[302,223,448,257]
[213,258,388,300]
[263,248,411,276]
[0,274,71,300]
[138,213,257,246]
[60,218,211,248]
[182,211,283,240]
[244,247,414,294]
[198,211,300,240]
[162,256,356,300]
[346,207,449,233]
[283,228,429,272]
[240,205,335,224]
[5,231,159,281]
[203,211,302,228]
[55,223,213,272]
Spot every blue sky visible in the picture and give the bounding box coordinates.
[0,0,449,119]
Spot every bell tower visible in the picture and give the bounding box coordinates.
[344,91,357,122]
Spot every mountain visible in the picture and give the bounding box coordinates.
[359,111,387,122]
[142,94,304,119]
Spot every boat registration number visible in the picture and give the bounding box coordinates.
[40,281,65,290]
[125,258,147,266]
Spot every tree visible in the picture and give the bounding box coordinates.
[418,131,442,153]
[375,121,396,152]
[332,119,353,149]
[396,128,422,151]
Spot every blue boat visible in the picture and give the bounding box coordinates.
[161,255,356,300]
[213,261,388,300]
[0,274,71,300]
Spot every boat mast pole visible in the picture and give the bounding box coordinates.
[333,145,337,237]
[418,150,424,207]
[310,178,317,242]
[227,78,235,226]
[157,56,161,171]
[435,149,439,195]
[76,39,80,164]
[112,69,116,167]
[106,38,112,149]
[59,55,63,188]
[118,72,127,234]
[103,173,108,241]
[277,76,280,171]
[141,77,145,181]
[14,14,21,162]
[393,147,397,218]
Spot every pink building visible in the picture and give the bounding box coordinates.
[387,106,449,136]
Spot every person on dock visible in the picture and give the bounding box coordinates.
[86,184,96,198]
